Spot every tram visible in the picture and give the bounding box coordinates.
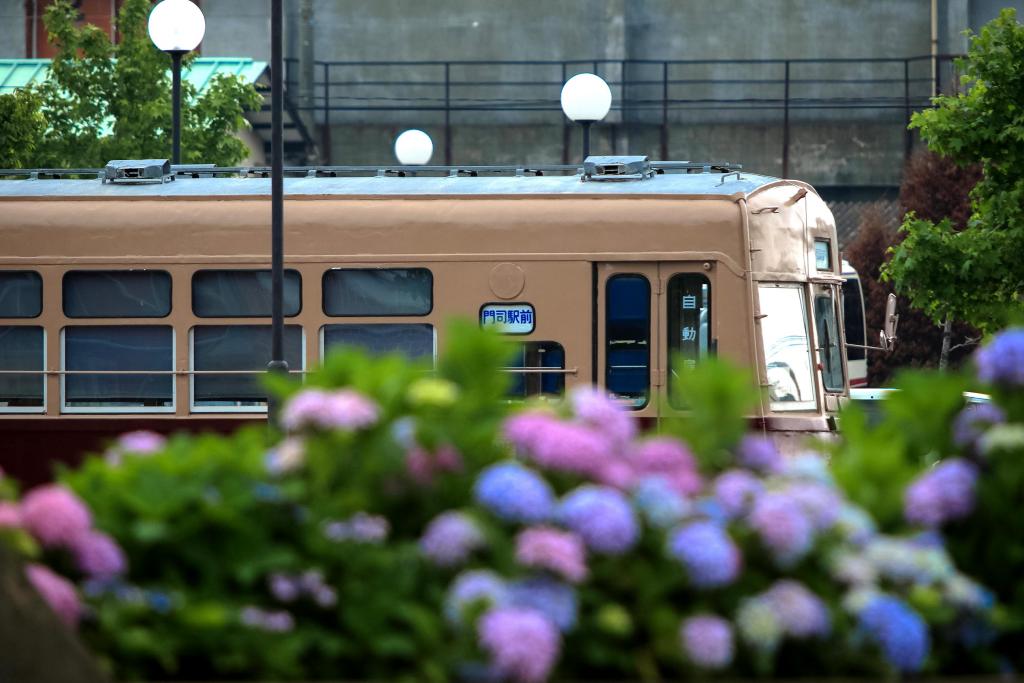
[0,156,866,477]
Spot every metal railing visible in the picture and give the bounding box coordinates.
[282,55,965,171]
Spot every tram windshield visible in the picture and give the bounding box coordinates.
[759,284,816,411]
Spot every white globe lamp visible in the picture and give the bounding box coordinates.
[147,0,205,165]
[561,73,612,163]
[394,129,434,165]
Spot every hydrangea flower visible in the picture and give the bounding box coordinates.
[943,574,993,611]
[445,570,509,625]
[268,573,300,602]
[265,438,305,475]
[975,328,1024,386]
[829,550,879,586]
[0,501,21,528]
[858,595,930,673]
[503,411,559,454]
[475,462,555,524]
[835,503,877,545]
[952,403,1005,451]
[570,386,637,448]
[405,444,463,485]
[240,606,295,632]
[407,377,459,407]
[72,530,127,580]
[25,563,81,627]
[633,476,689,528]
[106,430,166,465]
[735,596,783,654]
[783,481,841,531]
[667,520,741,589]
[508,577,578,632]
[865,537,954,585]
[680,615,734,669]
[737,434,784,473]
[525,420,613,479]
[420,511,485,567]
[281,388,380,432]
[322,512,390,544]
[478,607,561,683]
[749,492,814,566]
[713,469,763,518]
[781,452,834,485]
[515,527,588,583]
[559,485,639,555]
[631,437,703,495]
[904,458,978,527]
[20,484,92,548]
[763,580,830,638]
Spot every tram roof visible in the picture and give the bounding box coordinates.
[0,162,793,200]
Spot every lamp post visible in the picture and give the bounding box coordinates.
[147,0,205,165]
[268,0,288,427]
[560,73,612,163]
[394,129,433,165]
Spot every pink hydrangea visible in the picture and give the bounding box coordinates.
[0,501,22,528]
[478,607,561,683]
[25,563,81,627]
[515,526,588,583]
[631,437,703,496]
[106,430,166,465]
[281,389,380,432]
[503,411,560,454]
[71,530,127,579]
[570,387,637,448]
[20,484,92,548]
[528,420,613,478]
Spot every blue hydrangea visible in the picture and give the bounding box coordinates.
[508,577,578,632]
[975,328,1024,386]
[633,476,689,528]
[559,485,639,555]
[474,462,555,524]
[858,595,930,673]
[953,403,1005,451]
[667,520,741,589]
[445,570,509,625]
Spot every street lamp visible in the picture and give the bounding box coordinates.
[394,129,433,165]
[147,0,205,165]
[560,73,612,163]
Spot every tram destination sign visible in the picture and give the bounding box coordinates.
[480,303,535,334]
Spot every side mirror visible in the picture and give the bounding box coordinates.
[879,293,899,352]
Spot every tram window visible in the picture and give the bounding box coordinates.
[323,268,432,316]
[62,326,173,411]
[606,275,650,409]
[0,272,42,318]
[63,271,171,318]
[758,285,817,411]
[191,325,304,410]
[192,270,302,318]
[506,341,565,400]
[842,277,866,361]
[322,324,435,361]
[667,274,711,408]
[814,239,832,271]
[0,326,44,410]
[814,288,845,392]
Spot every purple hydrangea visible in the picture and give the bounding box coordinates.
[515,527,588,583]
[738,434,784,473]
[281,388,380,432]
[478,607,561,683]
[503,411,559,454]
[975,328,1024,386]
[322,512,390,544]
[749,492,814,566]
[20,484,92,549]
[783,481,841,531]
[268,573,300,602]
[680,615,734,669]
[240,606,295,633]
[25,563,81,627]
[525,420,613,479]
[508,577,578,632]
[631,437,703,496]
[713,469,763,518]
[667,521,741,589]
[633,476,689,528]
[474,462,555,524]
[763,580,831,638]
[953,403,1005,451]
[419,511,485,567]
[858,595,930,673]
[904,458,979,527]
[71,530,127,580]
[445,570,509,625]
[558,485,639,555]
[570,386,637,448]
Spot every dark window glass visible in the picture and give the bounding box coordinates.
[323,268,432,316]
[667,274,712,408]
[506,341,565,400]
[842,277,866,361]
[0,326,44,408]
[606,275,650,409]
[63,271,171,318]
[322,323,434,360]
[64,326,173,408]
[192,325,303,408]
[815,289,845,392]
[192,270,301,317]
[0,272,42,318]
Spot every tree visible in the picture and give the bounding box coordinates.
[0,0,261,169]
[884,8,1024,353]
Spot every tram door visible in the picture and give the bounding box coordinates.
[596,262,714,418]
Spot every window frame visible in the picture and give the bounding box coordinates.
[322,267,434,317]
[0,326,46,414]
[0,271,43,319]
[60,325,175,414]
[813,284,846,393]
[604,273,652,410]
[62,269,173,319]
[191,268,303,318]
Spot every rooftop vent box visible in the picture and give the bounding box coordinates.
[103,159,172,184]
[583,155,652,181]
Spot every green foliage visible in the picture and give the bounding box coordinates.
[0,0,261,169]
[884,9,1024,330]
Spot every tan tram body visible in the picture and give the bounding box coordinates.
[0,158,847,478]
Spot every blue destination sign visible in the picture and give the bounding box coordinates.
[480,303,535,334]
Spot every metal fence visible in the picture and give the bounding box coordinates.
[283,55,965,170]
